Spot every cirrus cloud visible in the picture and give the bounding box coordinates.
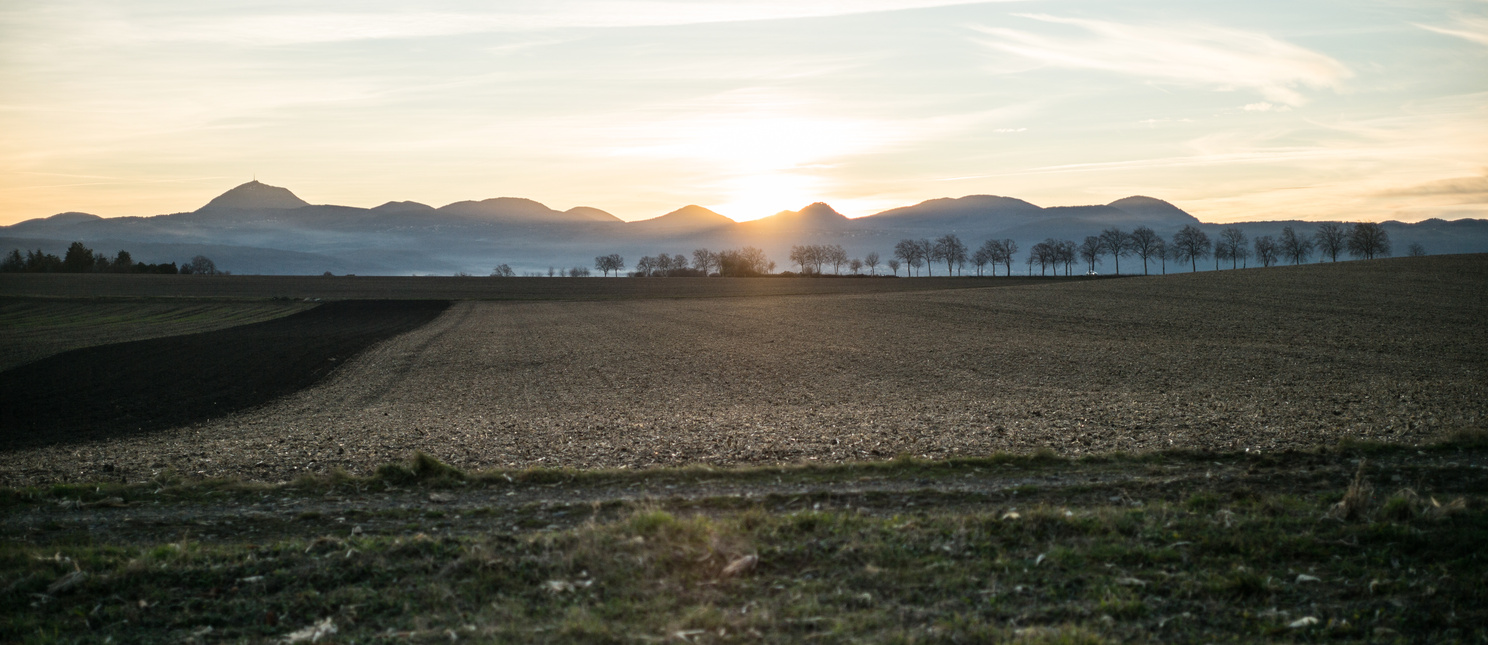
[973,14,1351,106]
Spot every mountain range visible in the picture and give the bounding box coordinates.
[4,181,1485,275]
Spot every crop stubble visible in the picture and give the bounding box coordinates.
[2,255,1484,485]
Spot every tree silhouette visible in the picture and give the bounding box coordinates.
[62,242,95,273]
[893,239,924,276]
[971,246,991,276]
[1253,235,1278,267]
[825,244,848,274]
[1279,227,1313,265]
[997,239,1017,277]
[1,249,23,272]
[1348,222,1391,260]
[1097,228,1130,275]
[1219,227,1248,269]
[1315,222,1349,262]
[1128,226,1161,275]
[1171,225,1211,272]
[932,234,967,276]
[187,255,219,276]
[692,249,716,275]
[1079,236,1103,274]
[864,251,880,276]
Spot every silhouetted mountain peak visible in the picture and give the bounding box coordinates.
[797,202,846,220]
[371,200,434,213]
[47,212,103,224]
[748,202,850,229]
[635,204,735,229]
[865,195,1043,226]
[564,206,623,223]
[200,180,310,211]
[437,198,621,223]
[1106,196,1199,224]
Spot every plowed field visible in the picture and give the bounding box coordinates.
[2,255,1482,486]
[0,300,448,451]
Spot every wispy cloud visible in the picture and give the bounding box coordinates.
[29,1,1001,47]
[1378,172,1488,202]
[972,14,1351,106]
[1415,15,1488,47]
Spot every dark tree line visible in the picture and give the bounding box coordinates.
[1,242,216,274]
[625,247,774,277]
[1060,221,1399,275]
[568,220,1402,280]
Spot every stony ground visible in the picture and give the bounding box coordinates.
[3,255,1482,486]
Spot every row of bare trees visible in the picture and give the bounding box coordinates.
[624,247,776,277]
[553,221,1405,279]
[1053,221,1399,275]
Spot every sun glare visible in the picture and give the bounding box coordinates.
[608,95,889,220]
[709,172,822,221]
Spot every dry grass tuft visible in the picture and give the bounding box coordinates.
[1330,459,1373,521]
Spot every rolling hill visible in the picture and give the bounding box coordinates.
[3,181,1484,275]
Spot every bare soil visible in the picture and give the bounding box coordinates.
[0,298,310,371]
[0,301,448,451]
[2,254,1482,486]
[0,273,1047,301]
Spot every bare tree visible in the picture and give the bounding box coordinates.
[1348,222,1391,260]
[716,246,773,276]
[1219,227,1248,269]
[1171,225,1211,272]
[1407,242,1426,257]
[971,246,991,276]
[594,254,625,276]
[492,263,516,277]
[1128,226,1161,275]
[1156,239,1169,274]
[634,256,654,276]
[1058,239,1077,276]
[998,239,1018,276]
[1029,241,1053,276]
[789,245,814,274]
[849,258,863,275]
[1253,235,1278,267]
[932,234,967,275]
[1079,236,1103,274]
[893,239,923,276]
[692,249,716,275]
[1097,228,1131,275]
[887,258,901,276]
[826,244,849,274]
[1279,227,1313,265]
[1315,222,1349,262]
[864,251,880,275]
[916,239,935,276]
[1213,236,1231,271]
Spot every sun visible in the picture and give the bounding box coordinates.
[709,172,822,221]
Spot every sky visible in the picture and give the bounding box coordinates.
[1,0,1485,225]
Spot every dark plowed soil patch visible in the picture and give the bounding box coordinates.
[0,300,449,449]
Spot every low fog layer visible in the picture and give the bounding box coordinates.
[3,181,1484,275]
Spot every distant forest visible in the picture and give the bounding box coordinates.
[1,242,221,275]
